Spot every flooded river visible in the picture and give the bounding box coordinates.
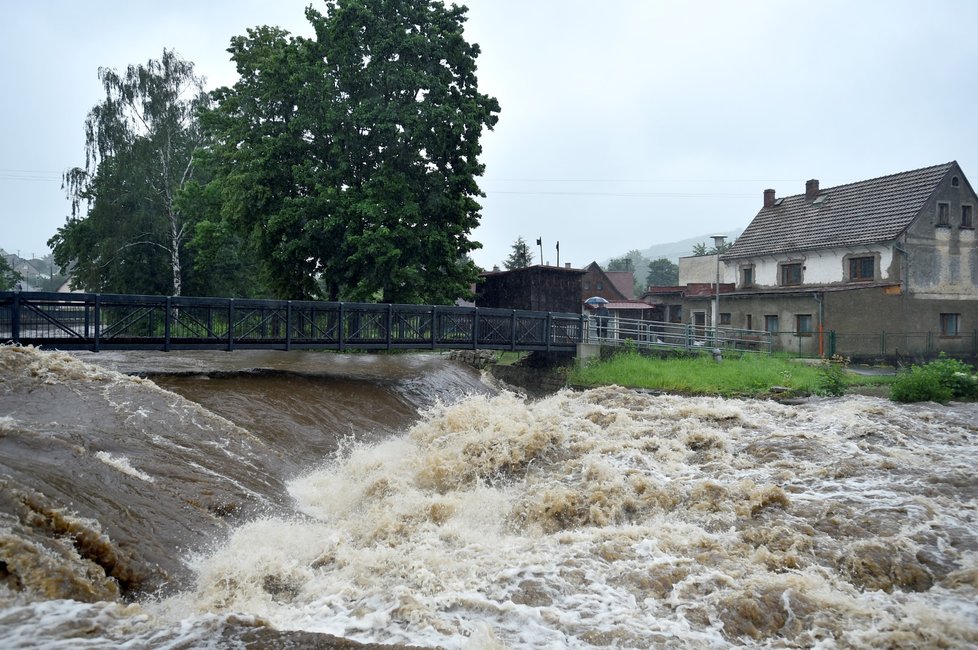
[1,344,976,648]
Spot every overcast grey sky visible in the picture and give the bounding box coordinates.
[2,0,977,270]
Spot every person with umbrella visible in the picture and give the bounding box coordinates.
[585,297,610,339]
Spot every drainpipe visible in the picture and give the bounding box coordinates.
[814,292,824,357]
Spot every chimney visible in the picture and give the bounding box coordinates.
[806,179,819,201]
[763,188,776,208]
[565,262,571,268]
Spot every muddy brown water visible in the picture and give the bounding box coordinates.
[1,345,976,648]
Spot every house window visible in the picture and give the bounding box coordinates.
[951,176,960,187]
[746,314,753,330]
[940,313,960,337]
[764,315,779,333]
[796,314,813,336]
[779,263,802,286]
[962,205,974,229]
[938,202,950,226]
[719,313,731,326]
[741,266,755,287]
[583,281,591,290]
[849,256,875,281]
[596,281,603,290]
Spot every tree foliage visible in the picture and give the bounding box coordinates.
[199,0,500,303]
[51,50,209,295]
[606,257,633,272]
[646,257,679,287]
[0,256,22,290]
[608,250,650,295]
[692,239,734,256]
[504,236,534,270]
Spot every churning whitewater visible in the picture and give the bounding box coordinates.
[1,344,976,648]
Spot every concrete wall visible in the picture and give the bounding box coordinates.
[902,166,978,299]
[685,285,978,359]
[679,254,728,285]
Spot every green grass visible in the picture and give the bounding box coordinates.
[568,351,888,398]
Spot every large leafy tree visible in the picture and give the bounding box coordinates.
[51,50,208,295]
[646,257,679,287]
[201,0,500,303]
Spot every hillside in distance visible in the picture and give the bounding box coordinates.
[604,228,743,267]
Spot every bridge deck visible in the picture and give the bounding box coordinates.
[0,292,584,354]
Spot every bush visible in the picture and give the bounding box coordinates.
[817,355,850,396]
[890,355,978,403]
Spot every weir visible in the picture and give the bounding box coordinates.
[0,291,584,354]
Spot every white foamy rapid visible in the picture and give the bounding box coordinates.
[145,388,978,649]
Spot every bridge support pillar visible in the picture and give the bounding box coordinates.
[576,342,600,365]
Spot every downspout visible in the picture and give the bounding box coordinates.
[814,291,825,357]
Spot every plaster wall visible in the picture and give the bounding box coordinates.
[899,165,978,298]
[726,245,895,288]
[679,254,728,285]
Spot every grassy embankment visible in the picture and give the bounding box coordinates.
[568,350,894,398]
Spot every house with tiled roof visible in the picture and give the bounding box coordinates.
[684,161,978,359]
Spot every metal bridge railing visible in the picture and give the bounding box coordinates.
[0,292,584,354]
[585,315,774,353]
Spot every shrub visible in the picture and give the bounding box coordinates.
[817,355,850,396]
[890,354,978,403]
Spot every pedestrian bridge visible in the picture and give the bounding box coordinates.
[1,291,775,357]
[0,291,585,354]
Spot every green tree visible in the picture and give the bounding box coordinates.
[201,0,500,303]
[608,250,649,294]
[51,49,209,295]
[0,256,23,290]
[646,257,679,287]
[504,236,534,270]
[692,239,734,256]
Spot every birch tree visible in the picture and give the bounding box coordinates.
[52,49,208,295]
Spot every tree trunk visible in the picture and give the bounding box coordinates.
[169,210,183,297]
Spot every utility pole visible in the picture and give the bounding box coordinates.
[711,235,727,342]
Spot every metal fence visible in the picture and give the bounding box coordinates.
[828,329,978,360]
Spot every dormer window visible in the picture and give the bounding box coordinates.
[938,202,950,226]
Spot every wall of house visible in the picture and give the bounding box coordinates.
[824,286,978,360]
[685,285,978,360]
[581,265,630,302]
[685,292,823,355]
[902,169,978,299]
[724,244,897,289]
[679,255,728,285]
[476,268,584,313]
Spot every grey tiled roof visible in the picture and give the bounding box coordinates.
[723,162,954,259]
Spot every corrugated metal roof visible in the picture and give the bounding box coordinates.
[724,162,955,259]
[603,301,653,310]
